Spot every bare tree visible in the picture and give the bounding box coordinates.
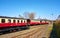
[23,12,29,19]
[18,14,23,18]
[23,12,35,19]
[29,12,35,19]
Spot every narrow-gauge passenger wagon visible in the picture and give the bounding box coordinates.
[0,16,49,35]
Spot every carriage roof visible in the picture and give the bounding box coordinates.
[0,16,24,19]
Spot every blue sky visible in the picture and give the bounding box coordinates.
[0,0,60,20]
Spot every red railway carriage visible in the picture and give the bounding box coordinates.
[0,16,30,35]
[30,19,49,25]
[0,16,27,28]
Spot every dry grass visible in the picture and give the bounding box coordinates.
[45,24,53,38]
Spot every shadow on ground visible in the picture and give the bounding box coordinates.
[49,23,58,38]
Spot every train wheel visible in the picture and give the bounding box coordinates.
[17,29,21,31]
[13,30,16,32]
[9,30,13,33]
[0,32,3,35]
[26,24,30,29]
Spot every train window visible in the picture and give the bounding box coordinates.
[21,20,22,23]
[1,19,5,23]
[24,20,25,23]
[13,20,15,23]
[8,19,11,23]
[17,20,19,23]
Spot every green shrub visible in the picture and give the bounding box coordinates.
[54,20,60,38]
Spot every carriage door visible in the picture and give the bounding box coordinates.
[27,19,31,25]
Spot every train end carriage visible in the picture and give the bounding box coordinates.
[30,19,40,25]
[40,19,49,25]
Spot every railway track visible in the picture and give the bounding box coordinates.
[12,26,41,38]
[12,25,48,38]
[0,24,51,38]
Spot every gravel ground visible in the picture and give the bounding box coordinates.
[0,24,53,38]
